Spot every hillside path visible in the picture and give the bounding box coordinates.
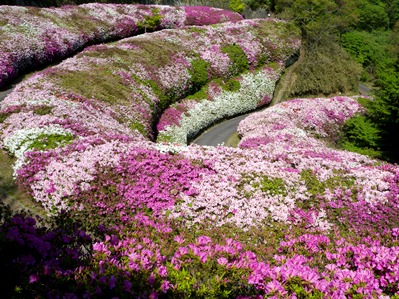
[0,86,14,102]
[271,46,304,106]
[192,48,304,146]
[192,114,250,146]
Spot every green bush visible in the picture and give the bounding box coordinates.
[288,43,361,97]
[246,0,271,11]
[221,78,241,92]
[340,115,381,149]
[341,30,392,80]
[221,44,249,77]
[137,8,162,33]
[189,59,211,92]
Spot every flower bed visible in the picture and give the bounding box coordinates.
[1,18,300,185]
[157,63,282,144]
[0,4,243,88]
[2,7,399,297]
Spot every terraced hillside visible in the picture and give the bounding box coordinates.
[0,4,242,88]
[1,4,399,298]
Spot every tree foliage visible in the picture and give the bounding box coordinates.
[245,0,272,11]
[288,43,361,97]
[229,0,246,14]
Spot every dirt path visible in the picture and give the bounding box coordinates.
[271,46,304,106]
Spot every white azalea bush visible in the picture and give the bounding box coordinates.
[3,125,75,174]
[157,64,282,144]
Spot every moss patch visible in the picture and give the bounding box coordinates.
[299,169,355,209]
[56,68,132,104]
[189,59,211,92]
[225,132,240,147]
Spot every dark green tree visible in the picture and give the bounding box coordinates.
[368,69,399,160]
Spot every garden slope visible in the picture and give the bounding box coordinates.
[0,4,242,88]
[1,9,399,298]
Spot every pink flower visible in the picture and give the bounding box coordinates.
[174,235,185,244]
[217,257,228,266]
[158,265,168,277]
[149,290,158,299]
[29,274,39,283]
[196,236,212,246]
[199,252,208,263]
[161,280,171,293]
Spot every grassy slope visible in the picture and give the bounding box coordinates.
[0,149,45,216]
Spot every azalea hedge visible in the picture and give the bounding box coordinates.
[157,63,282,144]
[2,4,399,298]
[0,18,300,166]
[2,96,399,297]
[0,4,243,88]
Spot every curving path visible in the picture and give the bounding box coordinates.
[192,52,373,148]
[192,113,249,146]
[0,86,14,102]
[192,48,304,147]
[271,47,305,106]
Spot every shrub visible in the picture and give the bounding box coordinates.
[339,115,382,155]
[137,8,162,32]
[287,43,361,97]
[221,44,249,76]
[189,59,211,92]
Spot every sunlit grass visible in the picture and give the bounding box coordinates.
[225,132,240,147]
[0,149,45,216]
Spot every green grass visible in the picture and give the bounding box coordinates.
[225,132,240,147]
[0,149,45,217]
[271,66,291,103]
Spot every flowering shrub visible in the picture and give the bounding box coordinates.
[157,64,282,144]
[1,19,300,190]
[2,6,399,297]
[184,6,242,25]
[0,4,243,88]
[0,203,93,298]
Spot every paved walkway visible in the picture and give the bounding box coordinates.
[192,114,249,146]
[192,48,305,146]
[192,48,373,147]
[0,86,14,102]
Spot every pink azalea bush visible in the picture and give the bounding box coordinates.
[2,6,399,297]
[0,4,243,88]
[1,18,300,190]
